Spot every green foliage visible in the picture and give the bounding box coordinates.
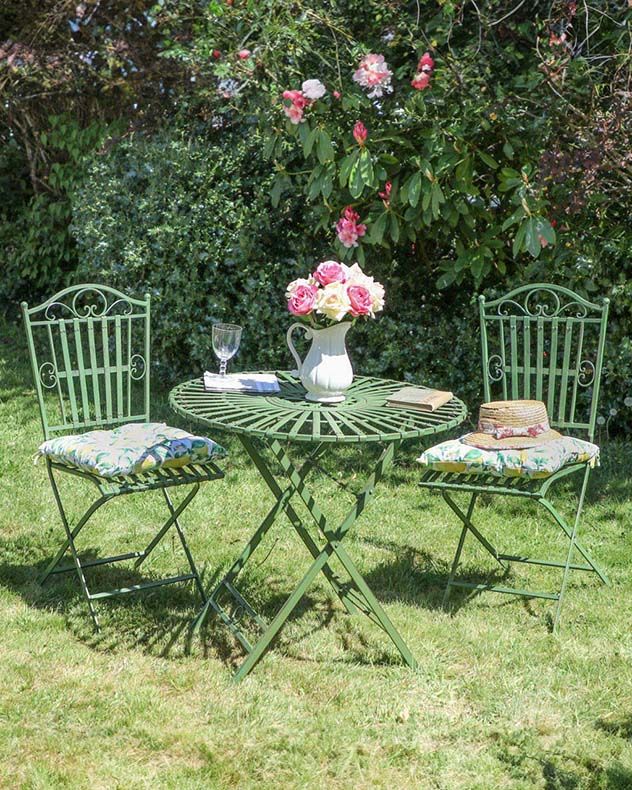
[2,1,632,431]
[0,115,112,307]
[71,132,321,376]
[154,0,631,289]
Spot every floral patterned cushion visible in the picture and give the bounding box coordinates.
[39,422,226,478]
[418,436,599,480]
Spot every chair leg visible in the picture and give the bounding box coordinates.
[46,462,101,630]
[552,466,591,633]
[134,484,200,569]
[442,492,478,609]
[161,487,206,603]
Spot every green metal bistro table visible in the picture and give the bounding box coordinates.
[170,372,466,680]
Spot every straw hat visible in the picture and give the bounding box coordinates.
[462,400,562,450]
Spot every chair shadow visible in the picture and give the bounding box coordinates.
[359,537,523,616]
[595,713,632,741]
[0,547,215,654]
[0,544,364,671]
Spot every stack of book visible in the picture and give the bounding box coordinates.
[203,372,281,394]
[386,387,453,412]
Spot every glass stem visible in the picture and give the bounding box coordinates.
[219,359,228,376]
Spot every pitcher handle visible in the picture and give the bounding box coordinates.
[286,322,311,375]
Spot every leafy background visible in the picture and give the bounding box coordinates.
[1,0,631,427]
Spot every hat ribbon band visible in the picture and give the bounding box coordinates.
[478,419,551,440]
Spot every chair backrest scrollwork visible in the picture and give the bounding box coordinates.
[22,284,151,439]
[479,284,609,441]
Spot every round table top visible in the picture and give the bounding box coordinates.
[170,372,467,445]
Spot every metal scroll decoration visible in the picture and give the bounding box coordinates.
[39,361,58,389]
[43,287,134,321]
[496,287,589,319]
[487,354,505,382]
[129,354,147,381]
[577,359,595,388]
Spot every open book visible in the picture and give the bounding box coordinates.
[386,387,453,412]
[203,372,280,394]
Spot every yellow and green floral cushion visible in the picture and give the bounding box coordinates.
[39,422,226,479]
[418,436,599,479]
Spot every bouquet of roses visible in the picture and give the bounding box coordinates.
[286,260,384,326]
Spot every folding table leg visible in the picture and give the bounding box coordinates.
[233,543,337,682]
[208,437,416,680]
[241,436,358,615]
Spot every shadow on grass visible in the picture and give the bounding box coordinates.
[360,537,519,615]
[0,538,377,672]
[596,713,632,741]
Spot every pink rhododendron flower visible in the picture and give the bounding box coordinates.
[378,181,392,205]
[411,50,435,91]
[282,89,311,124]
[347,285,372,316]
[284,104,304,124]
[237,49,251,59]
[336,207,367,248]
[301,79,326,99]
[411,71,431,90]
[352,53,393,98]
[287,283,318,316]
[282,89,309,109]
[418,52,435,71]
[313,260,346,286]
[353,120,367,146]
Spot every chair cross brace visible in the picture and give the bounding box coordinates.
[194,435,417,681]
[41,459,208,630]
[428,464,610,629]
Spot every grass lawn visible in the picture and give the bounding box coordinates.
[1,320,632,789]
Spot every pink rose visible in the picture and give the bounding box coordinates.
[237,49,251,59]
[347,285,372,316]
[288,284,318,316]
[313,260,346,286]
[333,90,341,99]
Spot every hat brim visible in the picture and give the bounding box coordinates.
[461,428,563,450]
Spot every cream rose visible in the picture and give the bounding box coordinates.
[316,281,351,322]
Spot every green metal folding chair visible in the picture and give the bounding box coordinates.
[22,284,224,630]
[419,283,610,630]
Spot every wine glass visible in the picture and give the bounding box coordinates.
[212,323,242,376]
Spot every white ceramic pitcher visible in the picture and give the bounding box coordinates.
[286,322,353,403]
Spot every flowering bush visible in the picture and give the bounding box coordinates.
[268,45,560,286]
[286,260,384,327]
